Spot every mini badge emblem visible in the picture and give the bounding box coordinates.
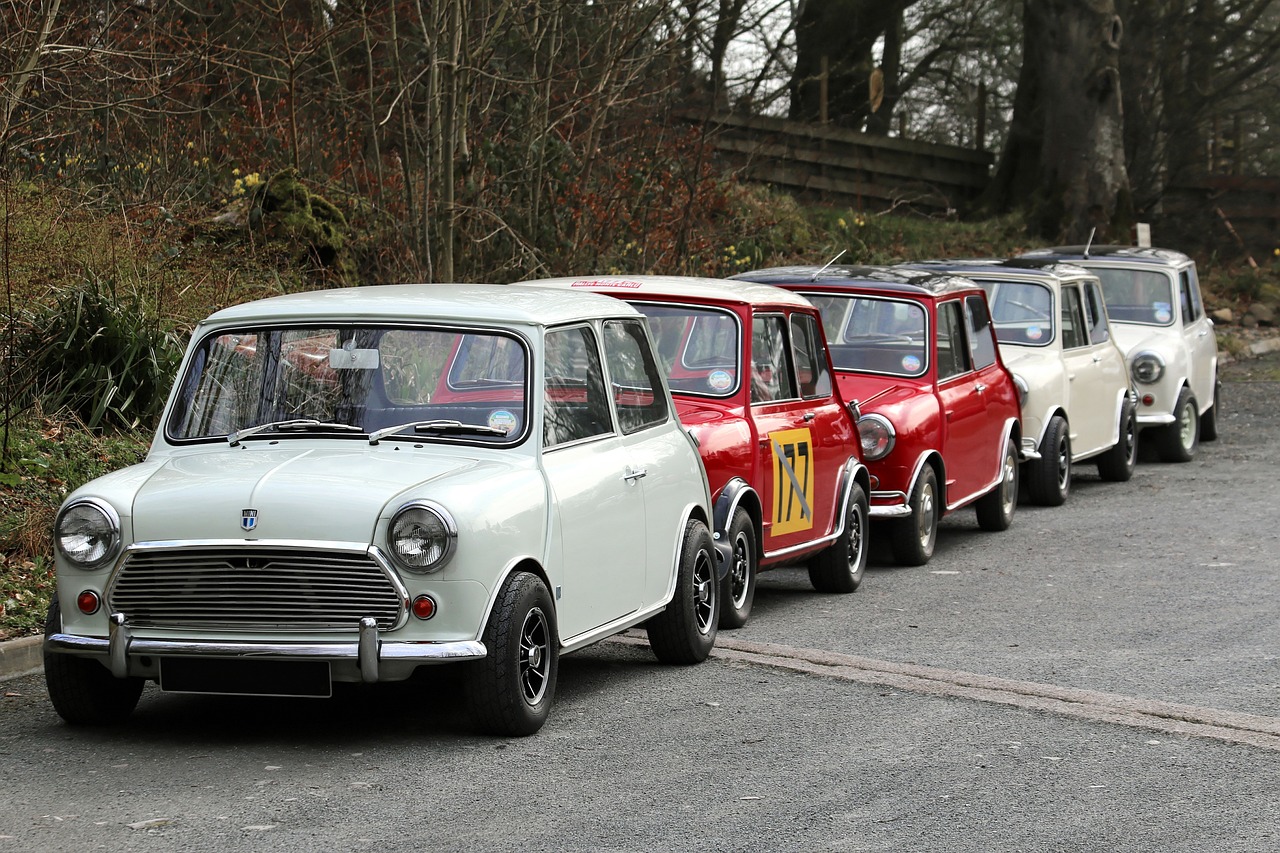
[241,509,258,532]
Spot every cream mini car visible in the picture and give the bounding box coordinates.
[901,260,1138,506]
[1019,245,1220,462]
[44,284,718,736]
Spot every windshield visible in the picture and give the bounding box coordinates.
[975,279,1055,346]
[805,294,927,377]
[631,303,741,396]
[1092,268,1176,326]
[167,325,529,444]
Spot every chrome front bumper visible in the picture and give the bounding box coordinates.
[869,491,912,519]
[46,613,487,684]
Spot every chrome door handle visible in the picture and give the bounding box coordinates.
[803,412,816,421]
[623,466,647,482]
[974,383,987,393]
[1092,355,1103,363]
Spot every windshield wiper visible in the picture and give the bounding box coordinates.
[228,419,364,446]
[368,419,510,444]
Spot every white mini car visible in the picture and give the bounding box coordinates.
[43,284,718,736]
[1019,245,1220,462]
[901,260,1138,505]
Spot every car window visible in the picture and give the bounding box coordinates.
[805,294,928,377]
[978,279,1054,346]
[1083,282,1110,343]
[965,295,997,369]
[1180,270,1202,324]
[790,313,833,398]
[1060,286,1088,349]
[633,303,740,397]
[935,300,972,380]
[543,325,612,447]
[602,319,670,434]
[1094,268,1175,326]
[751,315,798,403]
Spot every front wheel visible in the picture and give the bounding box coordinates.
[717,508,756,630]
[808,483,869,593]
[889,465,939,566]
[647,519,718,664]
[1097,397,1138,482]
[1200,381,1221,442]
[975,435,1018,532]
[1026,415,1071,506]
[1154,387,1199,463]
[43,596,144,726]
[466,572,558,736]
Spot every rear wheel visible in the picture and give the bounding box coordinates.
[889,466,938,566]
[975,435,1018,532]
[1097,397,1138,482]
[717,508,756,629]
[808,483,869,593]
[466,572,558,736]
[647,519,718,664]
[1154,387,1199,463]
[1027,415,1071,506]
[43,596,144,726]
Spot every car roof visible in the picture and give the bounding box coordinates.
[1019,245,1193,266]
[517,274,817,310]
[900,258,1096,283]
[200,283,645,328]
[733,264,980,298]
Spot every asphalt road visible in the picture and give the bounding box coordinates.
[2,355,1278,852]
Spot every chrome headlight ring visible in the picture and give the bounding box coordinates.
[857,413,896,462]
[388,500,458,573]
[54,498,121,570]
[1131,351,1165,385]
[1012,373,1030,408]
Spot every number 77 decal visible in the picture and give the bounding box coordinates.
[769,427,814,536]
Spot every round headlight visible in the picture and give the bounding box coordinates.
[1012,373,1029,408]
[857,414,896,462]
[1131,351,1165,384]
[388,501,457,573]
[55,499,120,569]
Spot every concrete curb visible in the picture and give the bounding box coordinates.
[0,634,43,682]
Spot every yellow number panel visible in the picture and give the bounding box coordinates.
[769,427,814,535]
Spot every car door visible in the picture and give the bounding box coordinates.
[749,312,838,559]
[1180,266,1216,408]
[1059,283,1117,456]
[935,298,994,506]
[540,323,645,639]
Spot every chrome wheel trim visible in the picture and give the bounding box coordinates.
[692,548,716,635]
[999,444,1017,515]
[916,480,936,549]
[519,606,552,706]
[845,501,866,572]
[729,530,751,610]
[1055,432,1071,490]
[1123,410,1138,464]
[1179,399,1197,450]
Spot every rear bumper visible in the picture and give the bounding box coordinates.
[46,613,486,684]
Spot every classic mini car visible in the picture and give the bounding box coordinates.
[900,259,1138,505]
[516,275,870,629]
[732,265,1021,566]
[43,284,720,737]
[1018,245,1220,462]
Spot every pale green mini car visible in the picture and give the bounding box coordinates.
[44,284,718,736]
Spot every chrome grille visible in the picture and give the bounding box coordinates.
[108,546,404,631]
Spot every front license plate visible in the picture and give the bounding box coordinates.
[159,658,332,698]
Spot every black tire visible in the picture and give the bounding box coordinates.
[717,508,756,629]
[1097,397,1138,482]
[1154,387,1199,463]
[808,482,869,593]
[466,572,558,736]
[1026,415,1070,507]
[647,519,718,664]
[975,435,1018,532]
[43,596,144,726]
[889,465,939,567]
[1200,381,1221,442]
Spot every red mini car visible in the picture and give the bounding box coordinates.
[733,265,1022,566]
[517,275,871,628]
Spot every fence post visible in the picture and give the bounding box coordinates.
[976,81,987,152]
[820,55,829,125]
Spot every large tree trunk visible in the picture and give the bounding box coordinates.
[985,0,1132,242]
[790,0,914,129]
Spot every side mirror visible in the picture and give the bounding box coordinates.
[847,400,862,422]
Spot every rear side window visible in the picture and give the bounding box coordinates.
[1083,282,1110,343]
[965,295,997,369]
[1060,286,1088,349]
[751,315,798,403]
[935,301,972,380]
[602,319,669,434]
[543,326,612,447]
[790,313,833,398]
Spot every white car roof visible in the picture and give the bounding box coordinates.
[199,283,644,328]
[517,275,817,309]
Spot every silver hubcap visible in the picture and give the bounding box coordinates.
[916,482,936,548]
[729,532,750,609]
[1179,401,1196,450]
[845,503,865,571]
[693,550,715,634]
[519,607,551,705]
[1056,434,1070,489]
[1000,446,1016,514]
